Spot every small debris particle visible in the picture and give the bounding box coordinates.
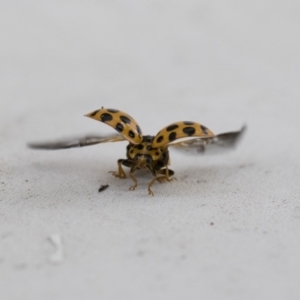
[48,234,63,264]
[210,222,214,226]
[25,180,28,182]
[14,263,27,270]
[1,232,12,239]
[196,179,207,184]
[98,184,109,192]
[137,250,145,257]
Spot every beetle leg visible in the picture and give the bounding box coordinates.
[109,159,133,179]
[147,177,157,196]
[146,166,176,196]
[129,164,139,191]
[156,167,176,183]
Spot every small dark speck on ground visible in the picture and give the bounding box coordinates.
[210,222,214,226]
[14,263,27,270]
[137,250,145,257]
[1,232,12,239]
[196,180,207,184]
[98,184,109,192]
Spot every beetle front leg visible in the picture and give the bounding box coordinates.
[147,168,176,196]
[109,159,133,179]
[129,164,139,191]
[156,167,176,183]
[147,176,157,196]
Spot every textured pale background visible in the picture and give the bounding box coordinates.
[1,1,300,299]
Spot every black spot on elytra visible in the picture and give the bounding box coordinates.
[183,127,196,136]
[135,144,144,150]
[183,121,194,125]
[201,125,208,134]
[155,151,160,156]
[157,136,164,143]
[100,113,113,122]
[130,149,134,154]
[116,123,124,132]
[136,125,142,135]
[107,109,119,113]
[166,124,179,131]
[146,145,152,151]
[168,132,177,142]
[90,110,100,117]
[128,130,135,138]
[120,115,131,124]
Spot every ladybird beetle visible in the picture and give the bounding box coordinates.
[28,107,246,196]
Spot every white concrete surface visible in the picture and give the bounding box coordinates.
[1,1,300,299]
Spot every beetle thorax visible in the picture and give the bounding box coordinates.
[126,135,163,164]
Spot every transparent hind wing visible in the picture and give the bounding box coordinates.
[27,133,125,150]
[169,125,246,155]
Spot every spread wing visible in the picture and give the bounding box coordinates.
[169,125,246,155]
[27,133,125,150]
